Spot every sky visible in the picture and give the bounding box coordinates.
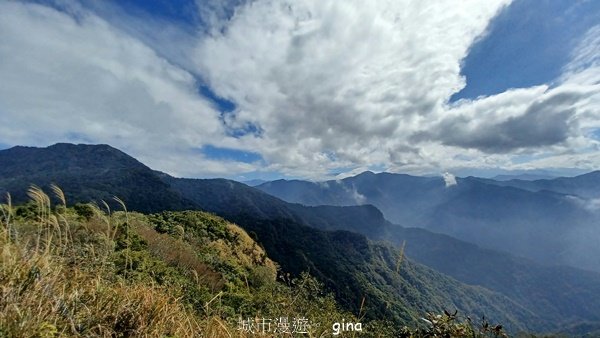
[0,0,599,181]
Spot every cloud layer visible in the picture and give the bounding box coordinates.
[197,0,512,175]
[0,0,598,179]
[197,0,600,177]
[0,1,254,177]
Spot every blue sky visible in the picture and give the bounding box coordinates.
[0,0,599,181]
[116,0,200,24]
[454,0,600,101]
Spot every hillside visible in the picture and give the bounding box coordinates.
[0,188,377,336]
[0,143,195,213]
[155,176,537,331]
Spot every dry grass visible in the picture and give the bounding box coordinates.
[0,237,203,337]
[0,187,299,338]
[207,223,277,284]
[134,221,225,291]
[0,187,223,337]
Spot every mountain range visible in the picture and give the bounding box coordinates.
[256,171,600,273]
[2,143,600,335]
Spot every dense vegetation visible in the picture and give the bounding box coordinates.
[0,187,511,337]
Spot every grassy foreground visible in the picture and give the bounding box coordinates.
[0,186,507,337]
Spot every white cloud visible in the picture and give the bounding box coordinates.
[343,184,367,204]
[196,0,512,176]
[401,23,600,174]
[194,0,600,178]
[566,195,600,213]
[562,24,600,85]
[0,1,259,177]
[195,0,250,34]
[442,172,457,187]
[426,84,598,152]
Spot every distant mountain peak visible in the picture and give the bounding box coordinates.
[355,170,376,177]
[242,179,267,187]
[5,142,127,156]
[48,142,116,150]
[0,142,194,213]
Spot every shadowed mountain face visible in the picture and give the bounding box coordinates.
[3,143,600,334]
[256,171,600,272]
[0,143,195,213]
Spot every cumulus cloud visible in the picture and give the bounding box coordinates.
[421,85,595,153]
[406,23,600,171]
[193,0,600,178]
[196,0,511,175]
[0,1,260,177]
